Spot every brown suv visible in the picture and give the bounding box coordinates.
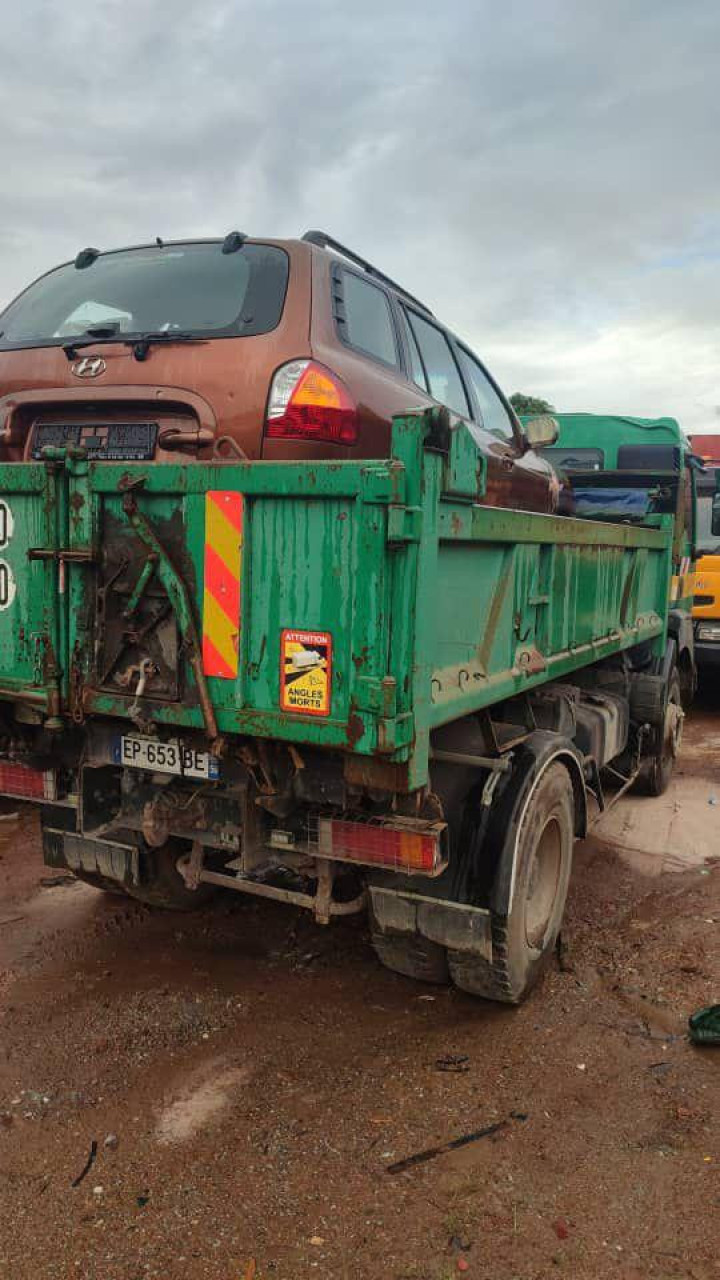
[0,231,555,510]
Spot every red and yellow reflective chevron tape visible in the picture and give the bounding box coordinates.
[202,491,243,678]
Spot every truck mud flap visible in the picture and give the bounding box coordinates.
[43,827,140,887]
[369,885,492,960]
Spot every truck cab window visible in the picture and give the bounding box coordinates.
[696,473,720,554]
[682,467,694,551]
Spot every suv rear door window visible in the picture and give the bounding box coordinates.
[338,270,398,366]
[397,308,428,390]
[405,310,469,416]
[456,347,515,441]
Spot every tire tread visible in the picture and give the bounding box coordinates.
[370,930,449,984]
[448,917,519,1003]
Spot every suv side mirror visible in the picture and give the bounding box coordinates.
[523,414,560,449]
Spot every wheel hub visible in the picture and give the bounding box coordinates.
[664,697,684,760]
[524,816,562,948]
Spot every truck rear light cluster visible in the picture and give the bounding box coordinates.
[318,816,446,875]
[0,761,56,800]
[266,360,358,445]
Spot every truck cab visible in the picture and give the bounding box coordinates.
[689,435,720,670]
[532,412,697,705]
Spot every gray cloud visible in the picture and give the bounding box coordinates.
[1,0,719,429]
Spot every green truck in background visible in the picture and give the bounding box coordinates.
[534,411,697,703]
[0,408,694,1003]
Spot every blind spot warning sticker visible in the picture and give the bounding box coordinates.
[280,629,332,717]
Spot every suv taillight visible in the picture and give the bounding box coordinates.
[266,360,358,445]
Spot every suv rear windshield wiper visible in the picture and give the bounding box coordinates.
[127,332,200,362]
[63,330,204,362]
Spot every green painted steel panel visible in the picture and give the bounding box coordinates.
[528,410,695,611]
[526,412,686,470]
[0,464,62,707]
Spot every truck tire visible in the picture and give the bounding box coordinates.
[630,670,669,728]
[125,841,217,911]
[641,671,683,797]
[370,925,450,984]
[449,761,575,1003]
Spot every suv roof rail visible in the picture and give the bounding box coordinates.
[301,230,433,315]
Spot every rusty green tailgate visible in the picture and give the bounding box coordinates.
[0,413,673,790]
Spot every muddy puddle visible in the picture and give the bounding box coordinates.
[590,774,720,875]
[156,1061,252,1144]
[0,876,108,969]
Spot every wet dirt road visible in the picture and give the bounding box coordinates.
[0,702,718,1280]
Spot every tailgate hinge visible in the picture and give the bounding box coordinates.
[353,675,397,717]
[376,711,414,753]
[387,504,422,543]
[352,677,413,755]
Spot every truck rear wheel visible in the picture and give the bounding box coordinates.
[125,841,217,911]
[449,761,575,1003]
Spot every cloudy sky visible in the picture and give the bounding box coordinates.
[1,0,718,432]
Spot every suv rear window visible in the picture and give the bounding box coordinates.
[0,242,289,350]
[336,269,398,366]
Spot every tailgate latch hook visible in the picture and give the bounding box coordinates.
[129,657,158,727]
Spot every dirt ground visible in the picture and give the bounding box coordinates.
[0,696,718,1280]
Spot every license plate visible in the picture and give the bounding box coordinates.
[116,737,220,780]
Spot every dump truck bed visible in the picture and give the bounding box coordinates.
[0,413,672,791]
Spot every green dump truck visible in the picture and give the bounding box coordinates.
[0,409,694,1002]
[535,411,697,702]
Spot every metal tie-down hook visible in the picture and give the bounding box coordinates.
[129,657,158,724]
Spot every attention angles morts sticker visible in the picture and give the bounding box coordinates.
[280,629,332,717]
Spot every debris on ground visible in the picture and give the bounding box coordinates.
[688,1004,720,1045]
[70,1140,98,1188]
[556,932,574,972]
[435,1054,470,1073]
[449,1235,471,1252]
[387,1116,521,1174]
